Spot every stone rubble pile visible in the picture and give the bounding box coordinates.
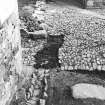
[18,2,50,105]
[44,7,105,71]
[20,2,48,66]
[10,69,49,105]
[20,15,40,32]
[72,83,105,100]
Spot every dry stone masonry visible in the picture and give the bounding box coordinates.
[0,0,22,105]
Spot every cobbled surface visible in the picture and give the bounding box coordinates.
[44,7,105,71]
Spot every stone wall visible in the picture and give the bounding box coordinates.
[0,0,22,105]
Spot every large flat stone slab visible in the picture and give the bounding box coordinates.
[46,71,105,105]
[72,83,105,100]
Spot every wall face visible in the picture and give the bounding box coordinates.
[0,0,22,105]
